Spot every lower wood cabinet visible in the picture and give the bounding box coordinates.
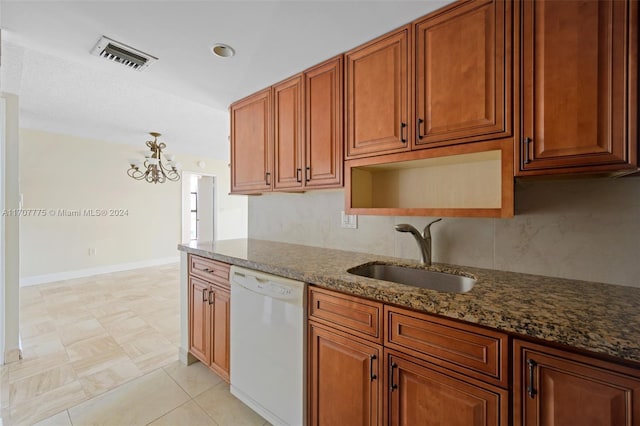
[308,286,508,425]
[188,256,231,382]
[386,350,507,426]
[514,340,640,426]
[308,322,382,426]
[188,276,210,363]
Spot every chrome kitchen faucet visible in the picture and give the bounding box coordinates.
[394,219,442,266]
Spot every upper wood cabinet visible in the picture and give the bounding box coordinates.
[230,88,272,194]
[231,57,343,194]
[345,26,412,159]
[305,56,344,189]
[273,74,304,190]
[513,340,640,426]
[414,0,510,148]
[345,1,510,160]
[517,0,638,175]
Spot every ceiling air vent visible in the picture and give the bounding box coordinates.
[90,36,157,71]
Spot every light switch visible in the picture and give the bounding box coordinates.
[341,211,358,229]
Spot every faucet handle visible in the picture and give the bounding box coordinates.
[423,218,442,237]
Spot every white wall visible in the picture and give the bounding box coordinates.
[249,177,640,288]
[19,129,247,284]
[2,93,22,363]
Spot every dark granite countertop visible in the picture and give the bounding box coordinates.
[178,239,640,365]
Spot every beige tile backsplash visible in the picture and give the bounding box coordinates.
[248,177,640,288]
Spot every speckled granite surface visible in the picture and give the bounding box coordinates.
[179,239,640,364]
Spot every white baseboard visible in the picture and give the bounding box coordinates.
[20,256,180,287]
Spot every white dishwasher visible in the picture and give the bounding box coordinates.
[230,265,306,426]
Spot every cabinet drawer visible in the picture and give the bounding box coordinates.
[308,287,383,344]
[385,306,508,388]
[189,255,230,287]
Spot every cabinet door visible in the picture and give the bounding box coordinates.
[415,0,509,148]
[308,322,382,426]
[346,26,411,159]
[273,74,304,190]
[230,88,272,193]
[209,286,230,382]
[305,56,343,188]
[188,277,210,364]
[514,341,640,426]
[519,0,637,174]
[386,352,507,426]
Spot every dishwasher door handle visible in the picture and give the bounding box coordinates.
[232,274,273,297]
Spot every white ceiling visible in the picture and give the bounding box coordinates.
[0,0,450,160]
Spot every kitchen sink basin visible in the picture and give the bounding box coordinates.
[347,263,476,293]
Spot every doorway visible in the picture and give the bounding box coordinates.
[182,172,215,243]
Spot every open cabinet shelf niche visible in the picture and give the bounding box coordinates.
[345,139,514,218]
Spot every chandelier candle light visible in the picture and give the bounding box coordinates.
[127,132,181,183]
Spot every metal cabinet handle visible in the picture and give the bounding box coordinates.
[417,118,424,140]
[265,172,271,186]
[208,290,215,306]
[390,362,398,391]
[527,359,537,398]
[296,168,302,183]
[305,167,311,183]
[369,355,377,381]
[202,288,208,302]
[400,122,407,143]
[524,137,532,164]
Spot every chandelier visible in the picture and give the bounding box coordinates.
[127,132,181,184]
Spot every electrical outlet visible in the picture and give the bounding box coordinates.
[88,248,96,256]
[341,211,358,229]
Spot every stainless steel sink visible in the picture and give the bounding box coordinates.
[347,263,476,293]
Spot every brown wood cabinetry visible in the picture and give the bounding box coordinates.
[188,276,210,363]
[187,255,231,382]
[305,56,343,188]
[230,88,272,194]
[308,286,509,425]
[386,350,508,426]
[517,0,638,175]
[309,286,382,343]
[385,305,508,388]
[345,0,510,160]
[308,322,382,426]
[208,286,230,379]
[273,74,304,190]
[414,0,510,148]
[308,287,384,425]
[345,26,411,159]
[231,57,343,194]
[514,340,640,426]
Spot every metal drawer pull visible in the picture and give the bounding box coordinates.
[369,355,377,381]
[417,118,424,140]
[208,290,215,306]
[524,137,532,164]
[400,122,407,143]
[265,172,271,186]
[202,288,208,302]
[527,359,537,398]
[390,362,398,391]
[296,168,302,183]
[305,167,310,183]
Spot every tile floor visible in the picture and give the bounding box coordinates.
[0,264,268,426]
